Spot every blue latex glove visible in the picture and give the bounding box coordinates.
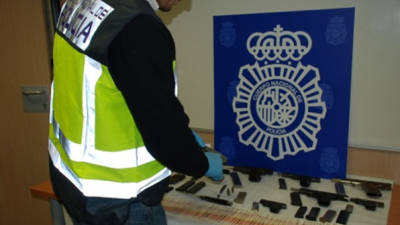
[192,130,206,148]
[204,152,223,181]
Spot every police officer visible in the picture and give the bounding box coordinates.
[48,0,223,224]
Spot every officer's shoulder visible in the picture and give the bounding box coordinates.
[126,14,165,31]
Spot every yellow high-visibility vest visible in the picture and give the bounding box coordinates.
[49,0,170,199]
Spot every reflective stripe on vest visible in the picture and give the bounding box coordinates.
[49,17,171,198]
[49,138,171,198]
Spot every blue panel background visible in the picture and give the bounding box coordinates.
[213,8,355,179]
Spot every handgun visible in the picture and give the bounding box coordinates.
[233,166,273,182]
[281,173,320,187]
[259,199,287,213]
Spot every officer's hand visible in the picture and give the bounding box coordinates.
[192,129,227,163]
[192,130,206,148]
[204,152,223,181]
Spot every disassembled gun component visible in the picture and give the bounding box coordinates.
[335,182,346,195]
[290,192,302,206]
[176,179,196,192]
[198,195,232,206]
[345,204,354,214]
[219,184,227,195]
[305,207,320,221]
[336,204,354,225]
[233,191,247,204]
[319,209,337,223]
[350,197,384,211]
[230,172,243,188]
[233,166,273,182]
[186,181,206,194]
[259,199,287,213]
[332,177,392,197]
[294,206,307,219]
[281,173,320,187]
[291,187,348,206]
[252,202,260,211]
[279,178,287,190]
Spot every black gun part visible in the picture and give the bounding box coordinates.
[186,181,206,194]
[350,198,384,211]
[219,184,227,194]
[290,192,302,206]
[230,172,243,188]
[233,191,247,204]
[345,204,354,213]
[332,178,392,198]
[336,204,353,225]
[259,199,287,214]
[279,178,287,190]
[281,173,320,187]
[233,166,273,182]
[335,182,346,195]
[292,187,348,207]
[336,210,350,224]
[305,207,320,221]
[175,179,196,192]
[252,202,260,211]
[294,206,307,219]
[248,173,261,182]
[223,169,231,174]
[233,166,273,175]
[199,195,232,206]
[319,209,337,223]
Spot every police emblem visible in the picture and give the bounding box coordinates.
[219,22,237,48]
[325,16,347,46]
[232,25,327,161]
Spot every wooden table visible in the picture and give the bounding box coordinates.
[31,180,400,225]
[387,184,400,224]
[31,180,64,225]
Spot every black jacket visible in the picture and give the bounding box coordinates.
[50,12,209,225]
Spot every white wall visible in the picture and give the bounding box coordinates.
[158,0,400,151]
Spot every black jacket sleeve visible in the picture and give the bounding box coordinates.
[107,14,209,177]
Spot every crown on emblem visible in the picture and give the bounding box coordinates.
[247,25,312,62]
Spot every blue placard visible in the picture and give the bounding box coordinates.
[214,8,355,179]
